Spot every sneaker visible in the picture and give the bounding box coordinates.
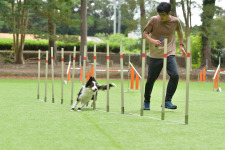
[165,101,177,109]
[70,108,75,111]
[144,101,150,110]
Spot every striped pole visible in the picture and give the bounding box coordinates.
[161,38,168,120]
[93,44,97,110]
[61,48,64,104]
[82,46,87,86]
[51,47,54,103]
[37,50,41,99]
[185,36,191,124]
[71,47,76,105]
[107,42,110,112]
[140,39,146,116]
[120,42,124,114]
[44,51,48,102]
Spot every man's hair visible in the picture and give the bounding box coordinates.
[157,2,171,14]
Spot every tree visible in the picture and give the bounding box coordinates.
[170,0,177,17]
[180,0,192,43]
[80,0,87,63]
[201,0,216,67]
[47,0,57,64]
[11,0,30,64]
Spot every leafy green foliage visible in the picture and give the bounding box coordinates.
[96,33,139,53]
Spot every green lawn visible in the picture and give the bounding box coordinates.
[0,79,225,150]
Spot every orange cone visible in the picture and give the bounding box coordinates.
[203,67,206,82]
[135,72,139,90]
[200,71,202,82]
[131,67,134,89]
[91,65,94,77]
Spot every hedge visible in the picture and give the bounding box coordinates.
[0,39,120,53]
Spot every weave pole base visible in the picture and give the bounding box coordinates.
[52,98,54,103]
[140,109,143,116]
[161,112,165,120]
[185,115,188,124]
[107,105,109,112]
[93,103,96,110]
[121,107,124,114]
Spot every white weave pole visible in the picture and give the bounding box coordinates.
[185,36,191,124]
[120,42,124,114]
[44,50,48,102]
[82,45,87,86]
[140,39,146,116]
[93,44,97,110]
[107,42,110,112]
[161,38,168,120]
[37,50,41,100]
[51,47,54,103]
[61,48,64,104]
[71,46,76,105]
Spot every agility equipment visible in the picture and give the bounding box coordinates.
[199,57,223,92]
[161,38,168,120]
[185,36,191,124]
[107,42,110,112]
[61,48,64,104]
[71,47,76,105]
[37,50,41,100]
[51,48,55,103]
[120,42,124,114]
[45,50,48,102]
[140,39,145,116]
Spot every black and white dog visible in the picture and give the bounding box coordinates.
[71,77,116,111]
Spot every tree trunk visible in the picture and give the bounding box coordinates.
[139,0,146,57]
[80,0,87,64]
[48,0,57,64]
[201,0,216,67]
[170,0,177,17]
[13,0,29,64]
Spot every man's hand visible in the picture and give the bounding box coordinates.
[180,46,187,57]
[152,39,162,46]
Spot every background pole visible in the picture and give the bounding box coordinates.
[185,36,191,124]
[161,38,168,120]
[93,44,97,110]
[107,43,110,112]
[37,50,41,99]
[140,39,145,116]
[51,47,54,103]
[120,42,124,114]
[61,48,64,104]
[45,50,48,102]
[71,47,76,105]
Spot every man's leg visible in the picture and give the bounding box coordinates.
[165,55,179,109]
[144,58,163,110]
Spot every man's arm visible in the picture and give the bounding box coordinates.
[177,34,187,57]
[143,32,162,46]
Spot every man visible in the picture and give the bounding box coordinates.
[143,2,186,110]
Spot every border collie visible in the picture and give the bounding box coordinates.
[71,77,116,111]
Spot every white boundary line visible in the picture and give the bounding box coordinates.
[36,98,185,125]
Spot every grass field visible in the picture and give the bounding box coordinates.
[0,78,225,150]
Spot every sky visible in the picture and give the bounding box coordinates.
[156,0,225,26]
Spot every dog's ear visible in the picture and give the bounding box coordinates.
[92,77,96,81]
[86,77,93,87]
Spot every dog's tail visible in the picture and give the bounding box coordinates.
[97,83,116,91]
